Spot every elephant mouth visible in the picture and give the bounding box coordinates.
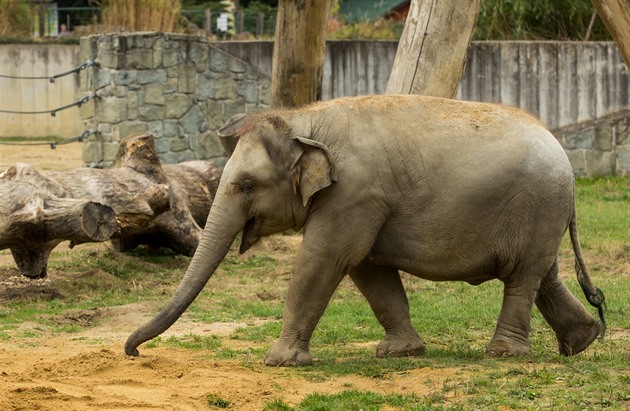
[240,216,260,254]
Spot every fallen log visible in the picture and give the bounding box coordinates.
[0,133,221,278]
[111,161,221,255]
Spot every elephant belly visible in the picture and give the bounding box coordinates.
[367,232,500,284]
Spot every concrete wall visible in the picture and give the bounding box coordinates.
[459,42,630,130]
[0,44,84,138]
[216,40,630,130]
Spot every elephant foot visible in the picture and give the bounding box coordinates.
[486,338,531,357]
[264,340,313,367]
[376,333,426,358]
[557,318,600,356]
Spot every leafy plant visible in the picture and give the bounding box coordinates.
[206,393,231,408]
[474,0,611,40]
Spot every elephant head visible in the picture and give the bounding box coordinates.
[125,114,337,356]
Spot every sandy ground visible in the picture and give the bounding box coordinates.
[0,143,464,410]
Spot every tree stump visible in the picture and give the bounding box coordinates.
[0,133,221,278]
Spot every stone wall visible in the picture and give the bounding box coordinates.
[554,111,630,177]
[79,32,270,167]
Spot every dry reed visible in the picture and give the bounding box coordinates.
[0,0,32,37]
[101,0,182,32]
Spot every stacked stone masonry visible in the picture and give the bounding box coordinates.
[554,110,630,177]
[80,32,270,167]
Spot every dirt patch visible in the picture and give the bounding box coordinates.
[0,141,84,171]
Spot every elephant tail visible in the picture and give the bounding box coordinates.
[569,206,607,339]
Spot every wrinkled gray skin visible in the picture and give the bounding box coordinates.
[126,95,605,365]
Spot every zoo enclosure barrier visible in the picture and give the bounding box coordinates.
[36,6,277,38]
[0,56,97,148]
[1,37,629,176]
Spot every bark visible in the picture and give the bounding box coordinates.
[591,0,630,68]
[386,0,480,98]
[0,133,221,278]
[112,161,221,255]
[271,0,332,108]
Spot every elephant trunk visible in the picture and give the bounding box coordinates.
[125,193,243,356]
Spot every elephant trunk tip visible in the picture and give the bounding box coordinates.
[125,344,140,357]
[124,331,143,356]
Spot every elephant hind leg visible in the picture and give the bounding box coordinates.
[535,259,601,356]
[350,262,425,358]
[486,262,547,357]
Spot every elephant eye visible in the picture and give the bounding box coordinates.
[241,179,254,194]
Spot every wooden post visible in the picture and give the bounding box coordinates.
[204,8,212,35]
[257,11,264,36]
[386,0,480,98]
[271,0,332,108]
[591,0,630,68]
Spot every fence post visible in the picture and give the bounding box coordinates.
[204,9,212,35]
[236,8,243,34]
[257,12,264,36]
[38,6,45,38]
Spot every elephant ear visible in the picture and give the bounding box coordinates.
[291,136,337,207]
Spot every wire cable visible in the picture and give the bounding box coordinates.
[0,129,96,149]
[0,94,95,117]
[0,59,96,83]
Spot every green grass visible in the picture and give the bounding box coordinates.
[0,177,628,410]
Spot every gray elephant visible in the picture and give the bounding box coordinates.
[125,95,605,365]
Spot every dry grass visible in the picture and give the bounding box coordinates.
[101,0,182,33]
[0,0,31,37]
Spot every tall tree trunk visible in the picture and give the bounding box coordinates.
[271,0,332,108]
[386,0,480,98]
[591,0,630,68]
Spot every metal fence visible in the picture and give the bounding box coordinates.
[38,7,277,38]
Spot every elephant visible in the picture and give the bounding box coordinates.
[125,94,606,365]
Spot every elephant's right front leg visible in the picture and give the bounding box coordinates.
[264,248,346,367]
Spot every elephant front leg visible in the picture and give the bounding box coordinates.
[350,262,425,358]
[264,250,346,367]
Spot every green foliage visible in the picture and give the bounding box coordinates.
[298,390,419,411]
[264,398,293,411]
[206,393,231,408]
[327,17,404,40]
[474,0,611,40]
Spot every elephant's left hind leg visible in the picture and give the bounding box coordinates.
[535,260,601,356]
[350,262,425,357]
